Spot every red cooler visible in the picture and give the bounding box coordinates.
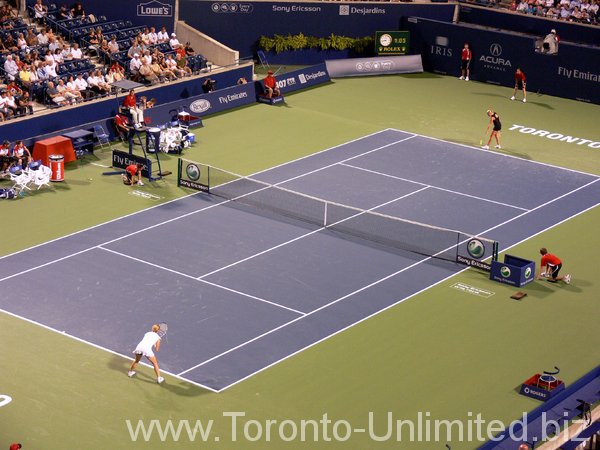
[49,154,65,181]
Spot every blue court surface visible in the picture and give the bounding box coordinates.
[1,129,599,392]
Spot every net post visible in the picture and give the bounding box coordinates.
[207,165,210,194]
[493,241,499,261]
[176,158,182,187]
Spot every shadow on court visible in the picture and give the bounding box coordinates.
[106,354,211,396]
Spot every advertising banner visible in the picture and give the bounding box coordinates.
[326,55,423,78]
[375,31,410,55]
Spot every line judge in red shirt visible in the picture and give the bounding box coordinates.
[263,70,280,99]
[511,68,527,103]
[459,43,471,81]
[537,248,571,284]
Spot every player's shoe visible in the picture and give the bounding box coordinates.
[137,180,144,186]
[127,371,136,377]
[465,77,469,81]
[157,376,165,384]
[523,98,527,103]
[482,145,489,149]
[564,274,571,284]
[510,96,515,100]
[459,76,464,80]
[494,145,502,149]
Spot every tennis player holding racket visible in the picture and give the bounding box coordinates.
[482,109,501,150]
[128,324,165,384]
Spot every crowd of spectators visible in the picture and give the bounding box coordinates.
[0,0,201,123]
[511,0,599,24]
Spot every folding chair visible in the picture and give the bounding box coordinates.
[257,50,270,71]
[93,124,111,148]
[31,165,52,190]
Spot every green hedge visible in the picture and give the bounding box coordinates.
[258,33,374,53]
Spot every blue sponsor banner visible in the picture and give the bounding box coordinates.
[489,254,535,288]
[179,0,456,58]
[257,64,331,95]
[404,17,600,104]
[184,83,257,115]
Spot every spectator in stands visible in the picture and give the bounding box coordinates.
[263,70,280,98]
[56,78,82,103]
[58,4,71,20]
[87,70,111,95]
[17,92,33,116]
[13,141,31,167]
[141,27,151,46]
[150,57,171,82]
[16,32,28,51]
[151,47,164,61]
[184,42,195,56]
[73,73,92,99]
[52,48,64,64]
[175,43,186,59]
[139,60,159,84]
[142,49,152,65]
[517,0,529,11]
[157,26,169,43]
[36,61,49,81]
[3,55,18,80]
[107,36,119,54]
[61,43,73,60]
[105,65,124,83]
[71,2,85,18]
[19,64,35,90]
[71,42,83,59]
[127,38,143,59]
[0,93,12,121]
[148,27,158,46]
[163,54,180,77]
[86,29,100,55]
[43,59,58,79]
[34,0,48,23]
[169,33,181,50]
[4,92,19,117]
[459,42,472,81]
[110,60,125,77]
[123,89,145,129]
[129,53,142,82]
[25,28,39,47]
[46,81,68,106]
[3,34,18,52]
[175,53,192,76]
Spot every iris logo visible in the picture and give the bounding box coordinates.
[185,164,201,181]
[524,267,532,278]
[190,99,211,113]
[490,43,502,57]
[467,239,485,259]
[500,266,511,278]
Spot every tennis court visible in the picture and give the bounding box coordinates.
[1,128,598,392]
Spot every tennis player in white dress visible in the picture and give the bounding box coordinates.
[128,324,164,384]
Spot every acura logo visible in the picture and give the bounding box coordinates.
[490,44,502,56]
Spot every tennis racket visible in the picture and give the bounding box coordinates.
[157,322,168,341]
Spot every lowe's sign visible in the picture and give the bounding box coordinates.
[138,0,173,16]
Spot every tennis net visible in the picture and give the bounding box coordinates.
[177,159,499,263]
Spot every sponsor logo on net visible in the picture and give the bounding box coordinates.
[355,60,395,72]
[211,2,253,13]
[190,99,211,114]
[509,124,600,149]
[479,43,511,72]
[137,0,173,17]
[125,411,589,444]
[339,5,385,15]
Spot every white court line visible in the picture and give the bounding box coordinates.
[0,305,219,393]
[198,186,429,280]
[98,247,306,316]
[0,128,399,263]
[390,128,600,180]
[177,178,600,385]
[340,162,530,212]
[211,202,600,392]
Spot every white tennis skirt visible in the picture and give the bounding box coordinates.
[134,344,154,358]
